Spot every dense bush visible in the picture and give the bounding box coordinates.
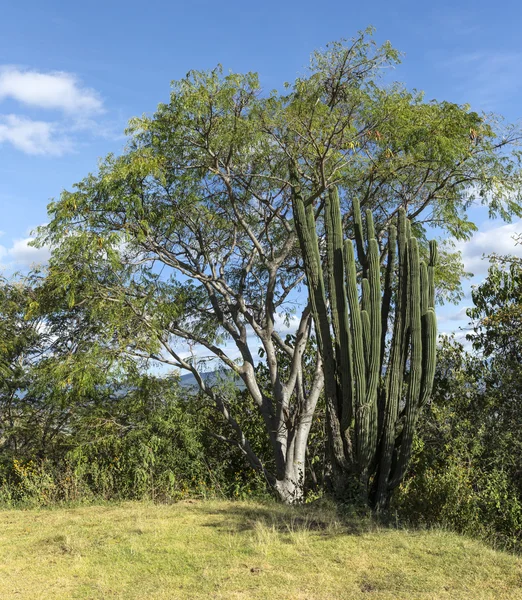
[0,375,268,506]
[395,335,522,550]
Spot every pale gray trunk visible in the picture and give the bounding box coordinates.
[273,404,315,504]
[274,446,306,504]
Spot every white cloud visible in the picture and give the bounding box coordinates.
[0,66,110,155]
[0,236,50,270]
[0,114,71,155]
[9,237,50,266]
[455,219,522,276]
[0,66,103,115]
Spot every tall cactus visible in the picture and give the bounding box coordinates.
[292,183,438,509]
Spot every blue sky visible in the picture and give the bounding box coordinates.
[1,0,522,346]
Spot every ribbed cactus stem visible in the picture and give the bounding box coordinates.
[381,225,397,366]
[391,237,423,487]
[420,261,428,316]
[428,240,437,309]
[345,239,367,465]
[420,308,437,407]
[325,187,353,431]
[367,239,382,364]
[365,237,381,466]
[429,239,438,264]
[361,278,371,371]
[401,219,412,372]
[361,310,370,360]
[375,210,408,507]
[365,209,375,242]
[291,178,327,353]
[361,278,370,313]
[405,217,411,240]
[352,197,367,273]
[407,238,423,403]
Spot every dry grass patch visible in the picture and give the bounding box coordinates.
[0,500,521,599]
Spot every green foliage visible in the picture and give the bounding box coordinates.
[396,332,522,550]
[0,375,268,507]
[0,275,268,506]
[467,254,522,357]
[397,445,522,550]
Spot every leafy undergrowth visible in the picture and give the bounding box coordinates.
[0,500,521,599]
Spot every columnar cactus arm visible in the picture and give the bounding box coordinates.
[291,188,326,351]
[345,239,367,470]
[365,233,382,467]
[428,240,437,309]
[352,197,367,275]
[419,241,438,408]
[290,169,349,473]
[360,272,370,364]
[361,309,371,361]
[380,225,397,367]
[374,209,409,508]
[420,261,429,316]
[365,209,376,241]
[388,308,437,491]
[419,308,437,407]
[325,187,353,431]
[361,278,370,313]
[390,237,424,489]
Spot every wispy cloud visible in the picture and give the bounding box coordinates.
[432,10,482,37]
[0,66,103,115]
[442,51,522,109]
[438,306,471,324]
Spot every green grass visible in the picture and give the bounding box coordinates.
[0,500,521,599]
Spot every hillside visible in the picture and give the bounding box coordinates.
[179,369,246,390]
[0,500,521,599]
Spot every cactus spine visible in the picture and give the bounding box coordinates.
[292,181,438,508]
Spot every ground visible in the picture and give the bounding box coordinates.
[0,500,521,599]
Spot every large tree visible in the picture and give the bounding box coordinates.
[38,29,522,503]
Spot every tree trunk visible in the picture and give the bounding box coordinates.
[274,451,306,504]
[272,418,309,504]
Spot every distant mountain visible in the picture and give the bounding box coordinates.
[179,369,245,390]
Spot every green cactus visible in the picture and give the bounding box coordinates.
[292,181,438,509]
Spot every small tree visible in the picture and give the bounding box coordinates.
[0,272,141,465]
[397,258,522,544]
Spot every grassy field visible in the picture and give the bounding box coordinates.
[1,500,521,599]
